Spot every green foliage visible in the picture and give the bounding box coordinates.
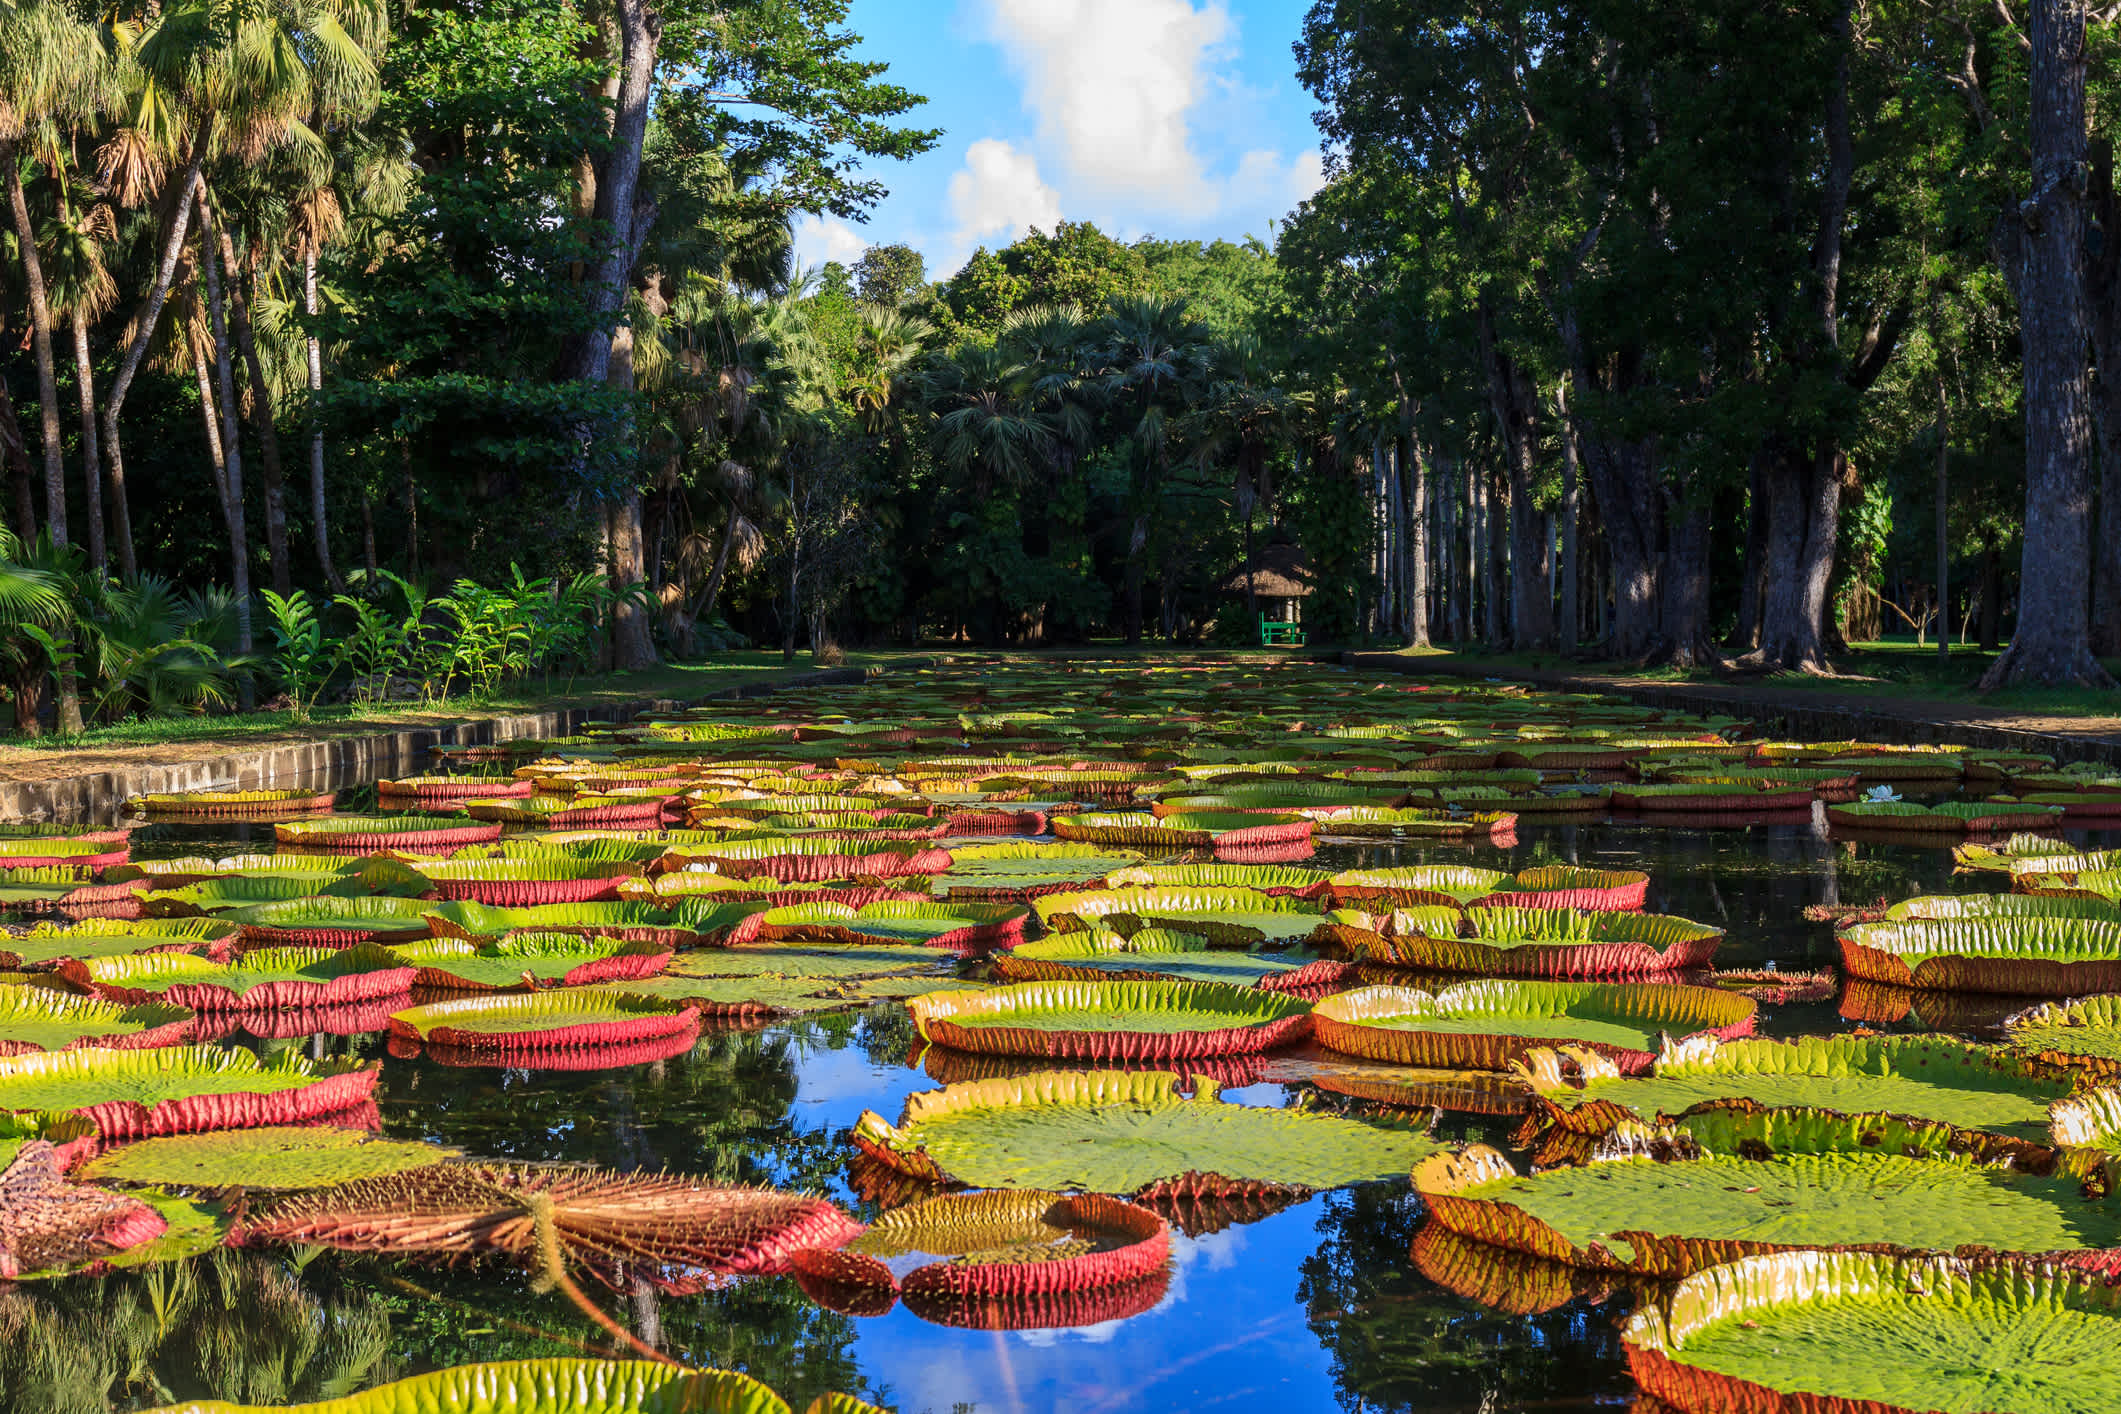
[261,591,340,722]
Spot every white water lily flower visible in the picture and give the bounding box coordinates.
[1865,785,1902,803]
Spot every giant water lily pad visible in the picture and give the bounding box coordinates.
[1416,1108,2121,1277]
[933,842,1144,900]
[422,898,729,947]
[389,933,672,991]
[1328,865,1510,907]
[1624,1250,2121,1414]
[61,945,416,1010]
[1519,1033,2076,1144]
[137,1358,863,1414]
[0,1046,378,1138]
[0,917,238,969]
[0,986,193,1056]
[0,1141,170,1278]
[1840,916,2121,993]
[658,941,948,980]
[248,1164,862,1291]
[1888,892,2121,924]
[274,814,503,850]
[388,989,699,1052]
[852,1069,1440,1194]
[2005,994,2121,1078]
[79,1126,458,1190]
[1032,886,1334,946]
[1349,907,1721,978]
[219,895,436,946]
[756,900,1027,952]
[992,927,1345,994]
[1314,980,1755,1073]
[908,979,1312,1060]
[411,858,642,906]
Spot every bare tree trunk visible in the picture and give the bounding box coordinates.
[71,316,105,573]
[1406,433,1430,647]
[304,250,345,592]
[1481,466,1504,646]
[5,147,68,546]
[1980,540,2002,649]
[1655,491,1714,666]
[221,231,291,597]
[604,321,658,668]
[1734,451,1767,652]
[570,0,660,383]
[1983,0,2113,686]
[193,344,227,499]
[1936,375,1951,664]
[1557,381,1579,653]
[199,195,255,679]
[102,121,214,583]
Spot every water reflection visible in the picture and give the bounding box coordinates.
[9,813,2120,1412]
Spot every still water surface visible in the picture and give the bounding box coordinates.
[12,806,2107,1414]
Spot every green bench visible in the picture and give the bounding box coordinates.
[1259,615,1306,647]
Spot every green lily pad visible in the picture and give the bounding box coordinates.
[0,1046,372,1122]
[1624,1250,2121,1414]
[2006,994,2121,1077]
[1033,886,1333,946]
[1418,1108,2121,1276]
[0,986,193,1054]
[389,933,670,990]
[662,943,948,980]
[1521,1034,2076,1144]
[79,1126,457,1190]
[1,917,238,969]
[996,927,1333,990]
[136,1357,814,1414]
[1314,980,1756,1071]
[854,1069,1439,1193]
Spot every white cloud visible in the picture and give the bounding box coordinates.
[791,213,870,271]
[984,0,1232,216]
[1233,147,1326,215]
[942,136,1062,270]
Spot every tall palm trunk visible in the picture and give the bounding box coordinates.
[221,229,291,597]
[199,195,255,684]
[71,315,104,573]
[304,250,343,590]
[4,144,68,545]
[0,366,36,538]
[103,119,216,582]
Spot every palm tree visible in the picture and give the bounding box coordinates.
[925,342,1054,497]
[844,305,932,437]
[0,0,115,547]
[999,303,1098,484]
[42,189,117,573]
[97,0,387,583]
[1097,294,1212,642]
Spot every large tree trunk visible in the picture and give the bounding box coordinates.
[221,231,291,597]
[1557,382,1579,653]
[1758,448,1843,671]
[199,196,256,680]
[1980,539,2002,650]
[1405,433,1431,647]
[303,251,345,592]
[1653,492,1714,666]
[71,316,105,574]
[1733,451,1768,652]
[1479,467,1503,646]
[569,0,660,384]
[2085,141,2121,658]
[5,146,68,546]
[603,321,659,669]
[1479,313,1552,650]
[1983,0,2113,687]
[1123,514,1147,644]
[101,122,214,583]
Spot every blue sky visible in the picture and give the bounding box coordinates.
[793,0,1326,281]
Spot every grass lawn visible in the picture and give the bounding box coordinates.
[1379,638,2121,720]
[0,651,919,768]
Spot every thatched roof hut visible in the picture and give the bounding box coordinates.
[1221,543,1314,600]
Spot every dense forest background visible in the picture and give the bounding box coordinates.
[2,0,2118,732]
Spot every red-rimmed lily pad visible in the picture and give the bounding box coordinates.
[932,841,1143,902]
[79,1125,457,1190]
[1345,907,1721,978]
[851,1069,1439,1194]
[907,978,1312,1061]
[132,789,337,817]
[0,986,194,1056]
[1312,980,1755,1073]
[1032,885,1334,946]
[0,916,240,969]
[389,932,672,991]
[755,900,1028,953]
[1839,916,2121,993]
[387,989,700,1054]
[2005,994,2121,1079]
[60,945,416,1011]
[0,1045,380,1138]
[135,1359,863,1414]
[220,894,437,947]
[1415,1107,2121,1278]
[662,837,951,883]
[411,857,642,906]
[991,927,1350,996]
[274,814,503,851]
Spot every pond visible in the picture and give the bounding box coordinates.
[1,663,2114,1414]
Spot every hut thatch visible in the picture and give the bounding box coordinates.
[1221,543,1314,600]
